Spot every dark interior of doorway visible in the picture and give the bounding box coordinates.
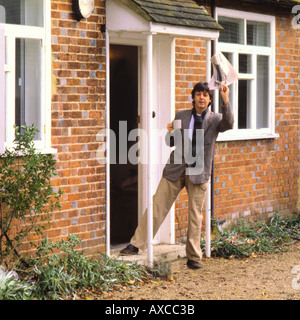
[110,44,138,245]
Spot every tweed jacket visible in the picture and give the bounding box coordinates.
[163,102,234,184]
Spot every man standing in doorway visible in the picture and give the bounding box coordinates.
[120,82,234,269]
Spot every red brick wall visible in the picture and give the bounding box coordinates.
[174,5,300,242]
[49,0,106,256]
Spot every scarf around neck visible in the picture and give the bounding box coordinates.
[191,107,208,157]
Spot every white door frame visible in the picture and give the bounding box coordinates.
[107,31,176,252]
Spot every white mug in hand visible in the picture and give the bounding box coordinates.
[172,119,182,130]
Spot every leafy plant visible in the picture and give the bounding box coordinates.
[202,213,300,259]
[33,263,76,300]
[0,125,62,265]
[0,268,33,300]
[26,235,150,299]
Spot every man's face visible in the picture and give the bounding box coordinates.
[193,90,211,114]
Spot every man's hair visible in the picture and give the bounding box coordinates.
[191,82,213,106]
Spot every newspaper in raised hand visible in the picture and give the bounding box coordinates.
[208,52,238,90]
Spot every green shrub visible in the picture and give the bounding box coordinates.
[203,213,300,259]
[0,268,33,300]
[27,235,150,299]
[0,125,62,265]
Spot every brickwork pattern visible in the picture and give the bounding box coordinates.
[49,0,106,256]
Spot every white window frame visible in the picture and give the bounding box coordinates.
[0,0,54,153]
[215,8,278,141]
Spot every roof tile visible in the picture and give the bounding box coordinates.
[119,0,223,30]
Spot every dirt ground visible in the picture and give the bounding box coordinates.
[100,242,300,300]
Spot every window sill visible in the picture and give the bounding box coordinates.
[1,145,57,155]
[37,148,58,155]
[217,131,279,142]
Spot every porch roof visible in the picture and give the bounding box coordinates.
[118,0,223,30]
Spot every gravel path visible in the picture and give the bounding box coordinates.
[100,242,300,300]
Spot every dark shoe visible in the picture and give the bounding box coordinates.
[187,259,203,269]
[120,244,139,256]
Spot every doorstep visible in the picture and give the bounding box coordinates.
[110,243,186,266]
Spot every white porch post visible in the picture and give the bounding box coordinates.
[105,29,111,256]
[147,32,154,267]
[0,25,5,154]
[205,39,211,258]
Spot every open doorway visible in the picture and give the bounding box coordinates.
[109,44,139,245]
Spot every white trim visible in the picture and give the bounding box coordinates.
[38,148,57,154]
[4,24,45,38]
[216,7,276,141]
[218,43,272,55]
[150,22,220,39]
[105,29,111,257]
[44,0,52,150]
[217,132,279,142]
[5,34,15,145]
[146,33,154,267]
[216,7,275,23]
[138,42,148,227]
[169,37,176,245]
[109,32,147,45]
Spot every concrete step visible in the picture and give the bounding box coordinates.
[110,243,186,266]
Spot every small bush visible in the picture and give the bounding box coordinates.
[0,125,62,265]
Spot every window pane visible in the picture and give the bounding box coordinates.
[15,38,41,140]
[0,0,43,27]
[222,52,233,64]
[0,4,4,22]
[238,80,252,129]
[218,16,244,44]
[256,56,269,129]
[247,21,270,46]
[239,54,251,73]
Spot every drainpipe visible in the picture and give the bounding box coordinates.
[205,39,211,258]
[146,32,154,268]
[209,1,226,232]
[210,0,216,223]
[105,29,111,257]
